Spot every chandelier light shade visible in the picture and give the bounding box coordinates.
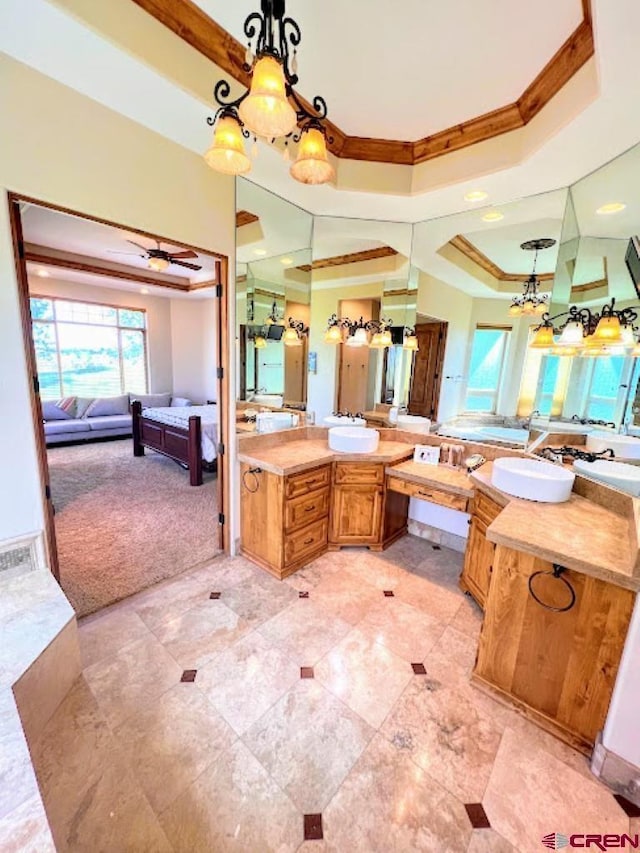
[290,123,335,185]
[204,112,251,176]
[528,298,640,357]
[588,315,623,346]
[556,321,585,348]
[204,1,333,186]
[508,238,555,318]
[239,56,297,139]
[530,325,555,348]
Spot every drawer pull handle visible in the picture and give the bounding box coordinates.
[528,564,576,613]
[307,479,319,485]
[417,490,433,498]
[303,537,314,545]
[305,506,316,512]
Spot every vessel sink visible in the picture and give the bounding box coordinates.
[492,457,575,503]
[586,431,640,460]
[397,415,431,434]
[252,394,284,408]
[324,415,366,427]
[328,426,380,454]
[573,459,640,495]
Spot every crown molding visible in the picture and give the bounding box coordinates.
[130,0,593,166]
[449,235,556,283]
[236,210,259,228]
[296,246,398,272]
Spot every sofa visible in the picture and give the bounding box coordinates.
[42,392,193,446]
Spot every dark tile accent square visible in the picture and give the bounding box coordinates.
[181,669,197,683]
[383,590,394,597]
[300,666,314,679]
[209,592,221,599]
[614,794,640,817]
[298,590,309,599]
[465,803,491,829]
[432,544,441,550]
[304,813,323,841]
[411,662,427,675]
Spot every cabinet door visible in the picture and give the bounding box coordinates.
[460,517,495,608]
[330,485,383,544]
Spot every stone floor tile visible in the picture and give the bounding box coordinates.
[467,828,517,852]
[356,597,446,662]
[78,607,152,668]
[311,570,381,625]
[221,570,299,626]
[257,600,352,665]
[394,570,465,623]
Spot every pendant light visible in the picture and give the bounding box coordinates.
[508,239,555,318]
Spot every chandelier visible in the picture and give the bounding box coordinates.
[530,298,640,357]
[204,0,334,186]
[508,238,556,317]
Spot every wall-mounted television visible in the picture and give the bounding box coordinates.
[625,237,640,299]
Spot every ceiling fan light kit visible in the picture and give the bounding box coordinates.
[204,0,334,186]
[109,239,203,272]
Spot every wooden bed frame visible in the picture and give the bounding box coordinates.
[131,400,215,486]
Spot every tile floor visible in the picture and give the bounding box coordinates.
[31,536,635,852]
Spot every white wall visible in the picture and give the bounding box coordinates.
[0,54,234,545]
[603,596,640,768]
[416,272,473,423]
[29,275,174,393]
[170,298,217,403]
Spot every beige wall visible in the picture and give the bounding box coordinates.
[170,298,217,403]
[28,275,175,393]
[0,54,234,544]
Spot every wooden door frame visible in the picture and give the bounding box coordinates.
[7,192,232,578]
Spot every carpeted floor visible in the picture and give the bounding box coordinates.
[48,439,219,617]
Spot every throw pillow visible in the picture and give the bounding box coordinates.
[171,396,193,407]
[42,397,76,421]
[84,394,130,417]
[129,392,171,409]
[75,398,95,418]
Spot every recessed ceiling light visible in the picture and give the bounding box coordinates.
[253,248,267,256]
[37,269,49,277]
[596,202,626,215]
[464,190,488,203]
[140,287,149,295]
[482,211,504,223]
[280,257,293,265]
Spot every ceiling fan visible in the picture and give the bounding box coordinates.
[108,239,202,272]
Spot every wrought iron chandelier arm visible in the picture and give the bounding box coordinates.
[280,16,301,83]
[244,12,267,63]
[209,83,251,136]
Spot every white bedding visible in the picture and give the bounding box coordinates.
[142,405,218,462]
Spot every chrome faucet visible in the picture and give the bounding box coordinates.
[522,409,541,430]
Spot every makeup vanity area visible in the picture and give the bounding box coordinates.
[234,152,640,784]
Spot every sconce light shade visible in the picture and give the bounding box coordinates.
[369,332,385,349]
[550,345,578,357]
[530,325,555,348]
[290,126,335,185]
[204,114,252,175]
[254,335,267,349]
[403,335,419,351]
[380,329,393,347]
[238,56,297,139]
[621,324,636,347]
[631,341,640,358]
[557,321,584,348]
[324,325,343,344]
[346,327,368,347]
[508,304,522,317]
[282,327,301,346]
[589,315,623,346]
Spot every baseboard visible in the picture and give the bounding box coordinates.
[591,732,640,806]
[408,519,466,553]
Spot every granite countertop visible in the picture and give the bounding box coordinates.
[471,465,638,591]
[237,438,415,476]
[386,460,475,497]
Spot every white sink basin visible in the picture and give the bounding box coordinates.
[573,459,640,495]
[587,431,640,460]
[328,426,380,454]
[492,457,575,503]
[252,394,284,408]
[397,415,431,434]
[324,415,366,428]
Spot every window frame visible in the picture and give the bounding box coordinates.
[464,324,512,414]
[30,293,149,399]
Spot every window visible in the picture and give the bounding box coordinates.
[30,296,148,399]
[465,326,511,413]
[584,355,629,424]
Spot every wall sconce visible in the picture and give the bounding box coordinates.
[403,327,419,351]
[529,298,640,357]
[264,300,283,325]
[282,317,309,347]
[323,314,393,348]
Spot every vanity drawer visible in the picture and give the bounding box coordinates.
[474,491,503,529]
[285,465,331,500]
[284,517,328,565]
[387,476,469,512]
[285,487,330,532]
[334,462,384,485]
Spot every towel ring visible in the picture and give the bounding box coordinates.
[528,564,576,613]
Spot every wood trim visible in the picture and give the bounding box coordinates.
[570,278,608,295]
[217,254,231,553]
[236,210,259,228]
[236,274,247,284]
[449,235,555,284]
[296,246,398,273]
[7,196,60,581]
[132,0,594,166]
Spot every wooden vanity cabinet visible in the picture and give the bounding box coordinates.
[473,544,635,753]
[240,462,331,579]
[460,491,502,608]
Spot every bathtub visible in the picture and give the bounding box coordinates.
[437,425,528,446]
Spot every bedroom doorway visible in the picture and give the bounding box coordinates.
[8,193,231,617]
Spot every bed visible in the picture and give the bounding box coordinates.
[131,400,218,486]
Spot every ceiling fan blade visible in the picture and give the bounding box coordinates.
[126,239,149,252]
[169,250,198,260]
[171,260,202,271]
[107,249,145,257]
